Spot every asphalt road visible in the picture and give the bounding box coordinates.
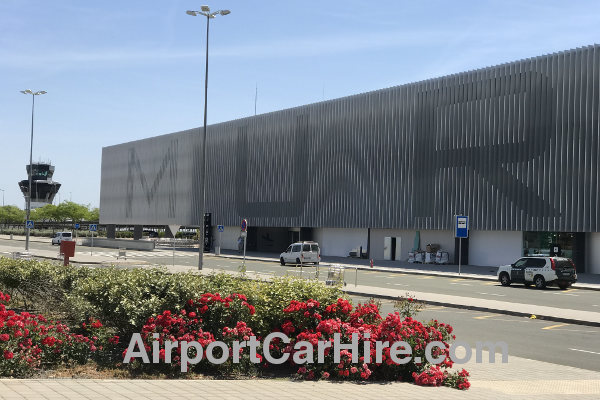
[4,238,600,313]
[352,296,600,372]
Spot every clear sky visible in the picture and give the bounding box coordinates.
[1,0,600,209]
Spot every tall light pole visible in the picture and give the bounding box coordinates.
[187,5,230,270]
[0,189,4,207]
[21,89,46,251]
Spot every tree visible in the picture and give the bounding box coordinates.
[56,201,89,222]
[87,207,99,222]
[0,206,26,224]
[30,204,58,221]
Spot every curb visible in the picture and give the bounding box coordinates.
[211,254,600,292]
[344,288,600,328]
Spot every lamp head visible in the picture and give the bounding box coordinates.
[220,10,231,15]
[186,10,197,16]
[201,5,210,12]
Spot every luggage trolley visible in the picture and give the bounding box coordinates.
[325,264,346,286]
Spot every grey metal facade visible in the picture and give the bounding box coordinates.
[100,45,600,232]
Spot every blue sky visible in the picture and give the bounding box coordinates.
[1,0,600,208]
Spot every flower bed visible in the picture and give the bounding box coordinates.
[0,258,470,389]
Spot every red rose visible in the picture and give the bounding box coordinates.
[3,350,14,360]
[0,334,9,341]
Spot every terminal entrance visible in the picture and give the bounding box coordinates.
[522,232,585,273]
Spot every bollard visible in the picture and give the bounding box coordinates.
[370,259,374,268]
[355,267,358,287]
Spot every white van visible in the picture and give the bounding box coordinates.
[51,232,72,245]
[280,241,321,265]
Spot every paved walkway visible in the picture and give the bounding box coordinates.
[0,351,599,399]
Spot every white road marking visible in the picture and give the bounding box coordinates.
[477,292,506,297]
[394,283,409,286]
[450,283,472,286]
[569,348,600,356]
[554,293,579,297]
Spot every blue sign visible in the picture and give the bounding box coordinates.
[455,215,469,238]
[241,219,247,232]
[74,223,80,229]
[25,220,34,229]
[217,225,224,233]
[89,224,98,232]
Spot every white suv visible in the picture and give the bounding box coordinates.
[51,232,73,245]
[280,242,321,266]
[497,256,577,290]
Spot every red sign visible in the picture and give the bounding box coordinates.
[241,219,248,232]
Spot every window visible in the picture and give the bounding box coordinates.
[286,246,292,253]
[514,258,528,267]
[526,258,546,268]
[292,244,301,252]
[303,244,310,251]
[311,244,319,252]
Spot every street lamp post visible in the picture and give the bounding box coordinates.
[20,89,46,251]
[187,5,230,270]
[0,189,4,207]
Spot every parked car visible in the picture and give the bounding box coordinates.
[497,256,577,290]
[51,232,73,245]
[280,241,320,265]
[143,230,159,238]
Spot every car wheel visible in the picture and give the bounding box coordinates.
[534,275,546,289]
[557,282,570,290]
[296,258,301,265]
[499,272,511,286]
[280,258,285,266]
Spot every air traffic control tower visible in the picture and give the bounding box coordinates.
[18,162,61,209]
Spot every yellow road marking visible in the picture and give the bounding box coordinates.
[451,278,465,282]
[542,323,569,330]
[473,315,496,320]
[419,276,435,279]
[483,282,498,285]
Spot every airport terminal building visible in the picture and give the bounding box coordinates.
[100,44,600,274]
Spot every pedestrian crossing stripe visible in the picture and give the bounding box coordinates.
[76,250,198,258]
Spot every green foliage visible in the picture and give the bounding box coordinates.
[0,258,346,340]
[0,206,25,224]
[2,202,98,224]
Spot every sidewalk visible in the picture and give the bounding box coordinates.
[0,350,599,399]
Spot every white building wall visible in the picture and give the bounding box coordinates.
[369,229,455,261]
[468,230,522,267]
[314,228,368,257]
[586,233,600,274]
[213,226,242,251]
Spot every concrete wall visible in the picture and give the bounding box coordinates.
[586,233,600,274]
[468,230,522,267]
[314,228,368,257]
[369,229,455,261]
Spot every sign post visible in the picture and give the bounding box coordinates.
[241,219,248,268]
[74,223,80,242]
[455,216,469,275]
[217,225,224,255]
[89,224,98,256]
